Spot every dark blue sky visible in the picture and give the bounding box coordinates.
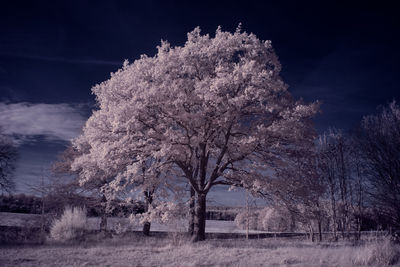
[1,0,399,202]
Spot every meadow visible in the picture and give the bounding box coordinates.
[1,234,399,266]
[1,211,400,266]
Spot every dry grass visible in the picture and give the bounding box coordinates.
[50,207,87,242]
[1,235,399,266]
[1,212,399,266]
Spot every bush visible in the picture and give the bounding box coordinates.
[49,206,87,242]
[234,207,293,232]
[234,209,261,231]
[259,207,293,232]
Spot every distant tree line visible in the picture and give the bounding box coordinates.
[0,128,17,193]
[0,193,238,221]
[0,193,145,217]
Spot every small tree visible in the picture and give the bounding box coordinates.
[72,26,319,241]
[272,144,326,241]
[316,130,350,240]
[356,101,400,228]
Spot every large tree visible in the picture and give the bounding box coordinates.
[72,26,318,241]
[0,130,17,193]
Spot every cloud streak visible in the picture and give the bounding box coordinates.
[0,52,122,66]
[0,102,88,144]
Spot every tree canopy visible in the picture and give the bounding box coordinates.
[72,26,319,241]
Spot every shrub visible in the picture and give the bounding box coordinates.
[113,221,134,235]
[49,206,87,242]
[234,209,261,231]
[234,207,293,232]
[259,207,292,232]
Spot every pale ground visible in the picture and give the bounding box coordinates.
[1,212,399,266]
[1,236,399,266]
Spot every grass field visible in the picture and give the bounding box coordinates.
[1,212,399,266]
[1,234,399,266]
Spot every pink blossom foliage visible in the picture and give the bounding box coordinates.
[72,26,319,203]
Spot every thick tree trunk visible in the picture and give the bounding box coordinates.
[330,188,338,241]
[143,190,153,236]
[143,222,151,236]
[318,219,322,242]
[309,224,315,242]
[100,214,108,232]
[290,214,296,232]
[100,194,108,232]
[341,219,346,240]
[191,193,206,242]
[188,187,195,235]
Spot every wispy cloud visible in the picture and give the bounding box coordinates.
[0,52,122,66]
[0,102,89,144]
